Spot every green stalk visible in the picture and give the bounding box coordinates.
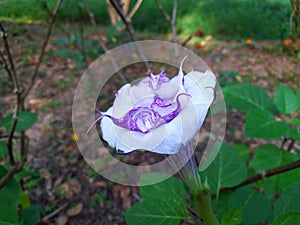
[194,188,219,225]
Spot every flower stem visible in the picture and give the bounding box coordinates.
[194,188,219,225]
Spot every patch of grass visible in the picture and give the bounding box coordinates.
[177,0,291,40]
[0,0,109,24]
[42,100,65,108]
[0,0,291,40]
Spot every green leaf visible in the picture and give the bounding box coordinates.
[274,194,300,218]
[287,126,300,141]
[221,207,243,225]
[199,140,223,171]
[223,84,275,113]
[232,144,250,162]
[274,84,300,114]
[19,189,31,209]
[0,112,38,132]
[228,185,272,225]
[53,49,72,58]
[0,166,20,224]
[0,222,14,225]
[0,141,8,160]
[140,173,186,201]
[245,109,288,139]
[124,192,187,225]
[250,144,300,196]
[288,118,300,126]
[200,143,247,194]
[125,173,187,225]
[20,205,41,225]
[270,212,300,225]
[212,191,231,220]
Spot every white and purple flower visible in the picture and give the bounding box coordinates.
[89,57,216,154]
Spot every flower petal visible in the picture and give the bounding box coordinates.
[184,70,216,105]
[113,84,134,118]
[100,98,205,155]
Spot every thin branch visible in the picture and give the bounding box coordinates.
[22,0,63,99]
[0,23,19,89]
[221,158,300,192]
[42,203,69,222]
[182,33,194,47]
[290,0,297,35]
[0,22,22,166]
[0,135,29,189]
[78,6,87,63]
[81,0,127,82]
[109,0,150,72]
[154,0,178,53]
[41,1,83,54]
[171,0,178,53]
[127,0,143,19]
[81,0,96,27]
[154,0,171,23]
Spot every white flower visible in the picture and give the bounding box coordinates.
[92,57,216,154]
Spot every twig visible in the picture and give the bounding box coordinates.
[81,0,96,27]
[81,0,127,82]
[40,1,83,53]
[109,0,150,72]
[0,135,29,189]
[78,5,87,63]
[127,0,143,19]
[221,158,300,192]
[154,0,171,23]
[22,0,63,99]
[0,22,21,166]
[182,33,194,47]
[171,0,178,54]
[42,203,69,221]
[154,0,178,53]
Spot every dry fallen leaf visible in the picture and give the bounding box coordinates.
[67,203,84,217]
[57,183,73,199]
[56,215,68,225]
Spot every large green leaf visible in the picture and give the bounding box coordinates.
[0,222,14,225]
[221,207,243,225]
[199,140,223,171]
[200,143,247,195]
[20,205,41,225]
[0,112,38,132]
[223,84,275,113]
[140,173,186,201]
[250,144,300,197]
[245,109,288,139]
[232,144,250,162]
[274,84,300,114]
[0,166,20,224]
[124,173,187,225]
[124,192,187,225]
[287,126,300,141]
[228,185,272,225]
[274,194,300,218]
[270,212,300,225]
[288,118,300,126]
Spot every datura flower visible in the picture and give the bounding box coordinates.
[89,56,216,154]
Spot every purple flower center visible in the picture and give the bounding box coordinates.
[108,93,189,133]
